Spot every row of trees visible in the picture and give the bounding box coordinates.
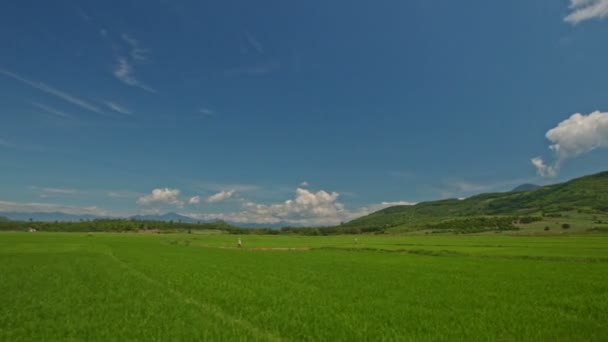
[0,215,543,235]
[423,216,534,233]
[0,218,275,234]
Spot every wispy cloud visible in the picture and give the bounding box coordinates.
[113,57,156,93]
[565,0,608,24]
[438,177,534,198]
[199,107,217,116]
[107,190,142,198]
[121,34,150,62]
[0,138,14,148]
[193,182,260,194]
[32,103,72,118]
[207,190,236,203]
[244,31,264,54]
[0,138,47,153]
[105,101,132,115]
[28,186,80,196]
[0,69,102,113]
[41,187,79,195]
[0,199,107,216]
[225,61,281,76]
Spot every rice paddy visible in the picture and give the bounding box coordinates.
[1,232,607,341]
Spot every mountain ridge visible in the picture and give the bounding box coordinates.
[343,171,608,230]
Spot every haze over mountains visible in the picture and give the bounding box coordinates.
[2,171,606,229]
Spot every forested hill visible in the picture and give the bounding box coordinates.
[343,171,608,231]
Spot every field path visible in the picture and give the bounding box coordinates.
[103,248,284,342]
[198,245,311,251]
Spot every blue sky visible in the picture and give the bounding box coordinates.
[1,0,608,225]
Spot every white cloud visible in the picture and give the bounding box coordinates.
[199,108,217,116]
[300,181,309,187]
[0,200,107,216]
[32,103,72,118]
[531,157,558,178]
[42,187,79,195]
[207,190,236,203]
[190,188,415,226]
[105,101,132,115]
[200,183,260,193]
[0,69,102,113]
[137,188,184,207]
[532,111,608,177]
[121,34,149,62]
[113,57,156,93]
[188,196,201,205]
[565,0,608,24]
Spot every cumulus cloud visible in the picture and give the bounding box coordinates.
[188,196,201,205]
[137,188,184,207]
[207,190,235,203]
[532,111,608,177]
[531,157,558,178]
[565,0,608,24]
[300,181,309,187]
[189,188,415,226]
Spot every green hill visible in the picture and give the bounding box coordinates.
[511,183,540,192]
[344,171,608,231]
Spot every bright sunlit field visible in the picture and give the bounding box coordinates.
[1,232,607,341]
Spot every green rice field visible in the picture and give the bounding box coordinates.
[1,232,607,341]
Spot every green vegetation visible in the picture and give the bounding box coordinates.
[424,216,520,234]
[2,171,607,236]
[1,232,607,340]
[0,218,278,235]
[345,171,608,232]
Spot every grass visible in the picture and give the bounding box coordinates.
[346,171,608,231]
[1,232,608,341]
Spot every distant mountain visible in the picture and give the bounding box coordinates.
[344,171,608,230]
[0,210,285,229]
[0,212,104,222]
[511,183,540,192]
[129,212,200,223]
[129,213,285,229]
